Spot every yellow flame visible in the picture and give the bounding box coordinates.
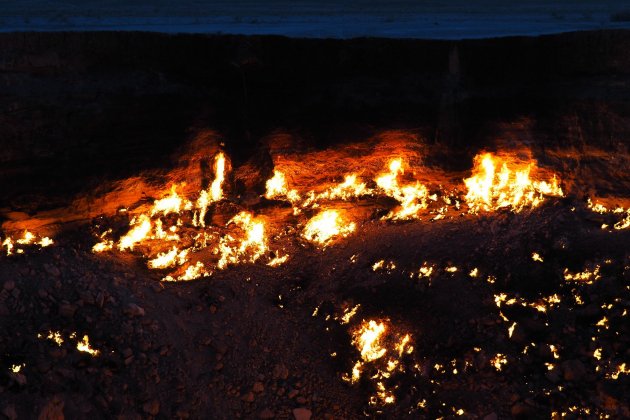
[217,212,268,269]
[76,335,100,356]
[375,159,430,220]
[267,254,289,267]
[490,354,508,371]
[16,231,35,245]
[196,152,227,227]
[464,153,563,213]
[148,247,188,269]
[151,184,186,217]
[564,265,601,283]
[354,320,387,362]
[609,363,629,380]
[340,304,361,324]
[10,364,24,373]
[211,152,226,202]
[118,214,152,251]
[2,237,14,255]
[302,210,355,245]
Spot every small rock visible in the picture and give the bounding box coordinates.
[38,395,64,420]
[511,402,535,418]
[483,413,498,420]
[288,389,299,399]
[241,392,255,403]
[124,303,145,318]
[3,280,15,291]
[296,397,307,405]
[259,408,275,419]
[253,382,264,393]
[58,304,77,318]
[562,359,586,381]
[2,404,17,420]
[273,363,289,380]
[44,264,61,277]
[292,408,312,420]
[143,399,160,416]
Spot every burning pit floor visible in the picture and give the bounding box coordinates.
[1,199,629,419]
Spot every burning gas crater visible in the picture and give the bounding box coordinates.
[2,142,629,415]
[83,150,570,283]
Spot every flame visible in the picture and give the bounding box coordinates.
[2,237,14,255]
[1,231,54,256]
[375,159,430,220]
[76,335,100,356]
[344,319,413,406]
[587,199,630,230]
[118,214,152,251]
[38,331,64,346]
[563,265,601,283]
[355,320,387,363]
[92,229,114,253]
[464,153,563,213]
[10,364,24,373]
[302,210,355,245]
[148,247,188,269]
[215,212,268,269]
[151,185,186,216]
[490,353,508,371]
[16,230,35,245]
[196,152,227,227]
[265,170,301,203]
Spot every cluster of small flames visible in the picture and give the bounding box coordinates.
[84,150,582,282]
[334,305,414,406]
[1,230,53,256]
[37,330,100,356]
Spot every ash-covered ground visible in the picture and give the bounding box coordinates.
[1,31,630,419]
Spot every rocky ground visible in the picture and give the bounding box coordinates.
[0,31,629,419]
[1,194,629,419]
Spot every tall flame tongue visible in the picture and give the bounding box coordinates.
[195,152,226,227]
[464,152,563,213]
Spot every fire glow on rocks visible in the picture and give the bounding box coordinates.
[2,136,629,417]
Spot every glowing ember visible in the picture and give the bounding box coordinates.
[464,152,563,213]
[302,210,355,245]
[375,159,430,220]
